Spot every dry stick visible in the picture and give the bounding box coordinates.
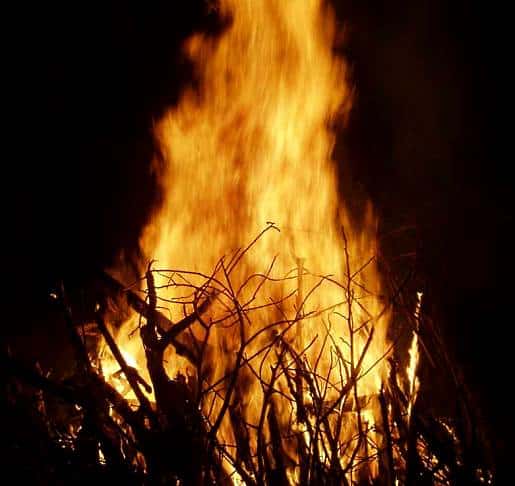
[192,270,221,323]
[383,260,436,369]
[227,222,280,276]
[313,344,337,414]
[342,431,366,480]
[167,229,469,480]
[387,359,410,464]
[359,420,373,483]
[196,321,212,406]
[330,349,350,470]
[379,386,396,486]
[151,236,376,478]
[321,326,375,479]
[90,375,148,439]
[310,271,372,297]
[225,245,244,275]
[57,284,135,468]
[202,291,337,396]
[140,263,176,424]
[319,327,374,425]
[208,262,246,443]
[58,282,92,374]
[313,321,332,376]
[317,350,342,475]
[356,336,398,383]
[159,289,216,350]
[278,356,311,482]
[95,314,155,419]
[341,227,363,439]
[237,268,328,290]
[145,265,222,483]
[201,317,299,398]
[310,327,343,476]
[139,234,384,478]
[256,324,287,393]
[157,262,237,322]
[216,440,257,486]
[245,357,294,405]
[256,351,284,486]
[101,271,173,332]
[5,351,144,470]
[295,274,334,320]
[101,271,198,365]
[281,338,340,476]
[155,258,232,296]
[267,398,290,485]
[205,386,221,423]
[198,417,256,486]
[241,301,344,355]
[229,391,258,478]
[219,238,379,477]
[241,289,297,316]
[274,336,318,412]
[313,350,336,477]
[350,255,376,282]
[237,254,278,301]
[314,358,342,481]
[81,389,148,472]
[293,257,306,458]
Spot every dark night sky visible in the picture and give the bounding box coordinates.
[10,0,512,475]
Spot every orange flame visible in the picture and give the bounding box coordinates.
[98,315,154,404]
[112,0,391,478]
[406,291,422,419]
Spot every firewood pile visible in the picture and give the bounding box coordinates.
[4,227,493,485]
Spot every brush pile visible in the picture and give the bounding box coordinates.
[5,227,492,485]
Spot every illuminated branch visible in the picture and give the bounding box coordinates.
[6,226,493,485]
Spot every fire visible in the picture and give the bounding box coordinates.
[406,291,422,419]
[97,315,154,403]
[111,0,392,480]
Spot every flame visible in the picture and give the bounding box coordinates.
[98,316,154,403]
[406,331,419,419]
[112,0,391,478]
[406,291,422,419]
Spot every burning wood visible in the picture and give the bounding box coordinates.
[5,227,493,484]
[5,0,494,484]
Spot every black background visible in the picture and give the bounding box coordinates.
[10,0,512,477]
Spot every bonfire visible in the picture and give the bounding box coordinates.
[5,0,493,484]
